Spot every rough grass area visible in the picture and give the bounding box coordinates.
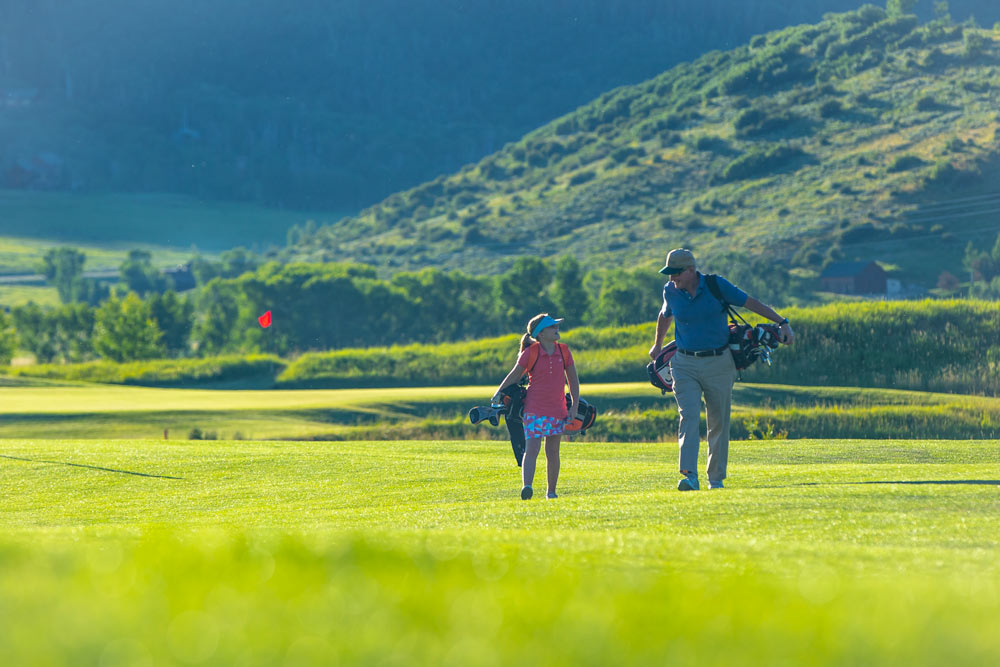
[0,284,59,308]
[0,437,998,665]
[9,354,287,388]
[2,380,1000,441]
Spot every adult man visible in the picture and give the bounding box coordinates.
[648,248,795,491]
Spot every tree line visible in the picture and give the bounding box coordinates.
[5,248,798,364]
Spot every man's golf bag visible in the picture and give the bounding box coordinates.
[705,274,782,375]
[728,321,781,371]
[647,340,678,394]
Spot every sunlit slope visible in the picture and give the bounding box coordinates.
[288,7,1000,282]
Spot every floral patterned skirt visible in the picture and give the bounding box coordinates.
[523,412,566,440]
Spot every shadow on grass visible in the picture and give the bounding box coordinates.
[859,479,1000,486]
[0,454,183,479]
[794,479,1000,486]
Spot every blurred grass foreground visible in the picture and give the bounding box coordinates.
[1,437,998,665]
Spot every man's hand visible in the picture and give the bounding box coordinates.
[779,322,795,345]
[648,344,662,360]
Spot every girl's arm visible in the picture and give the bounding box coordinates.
[492,364,526,404]
[566,363,580,420]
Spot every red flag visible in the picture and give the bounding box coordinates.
[258,310,272,328]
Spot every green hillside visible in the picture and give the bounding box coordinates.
[287,6,1000,285]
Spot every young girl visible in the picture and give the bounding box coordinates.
[493,313,580,500]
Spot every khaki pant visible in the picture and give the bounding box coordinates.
[669,351,737,482]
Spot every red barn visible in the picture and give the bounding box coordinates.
[819,261,887,295]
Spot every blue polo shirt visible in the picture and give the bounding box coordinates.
[661,273,748,351]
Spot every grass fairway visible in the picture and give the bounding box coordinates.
[4,379,1000,441]
[1,437,998,665]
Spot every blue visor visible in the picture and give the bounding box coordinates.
[531,315,564,338]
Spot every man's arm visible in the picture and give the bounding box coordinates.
[743,297,795,344]
[649,312,674,359]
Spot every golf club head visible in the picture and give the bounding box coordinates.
[755,324,781,349]
[469,404,503,425]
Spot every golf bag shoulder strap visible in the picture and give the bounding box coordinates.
[705,273,744,325]
[705,273,729,311]
[523,342,571,372]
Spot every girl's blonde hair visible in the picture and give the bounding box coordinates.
[520,313,552,352]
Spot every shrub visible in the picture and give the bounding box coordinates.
[915,94,941,111]
[887,154,927,172]
[925,160,980,188]
[609,146,645,164]
[838,222,883,244]
[919,47,949,69]
[734,108,799,137]
[694,135,729,152]
[568,170,596,186]
[819,99,844,118]
[721,144,807,182]
[734,108,767,130]
[554,119,576,136]
[963,31,986,59]
[526,150,548,168]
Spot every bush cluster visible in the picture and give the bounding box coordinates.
[721,144,807,182]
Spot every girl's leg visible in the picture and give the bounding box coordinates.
[522,437,542,489]
[544,435,561,495]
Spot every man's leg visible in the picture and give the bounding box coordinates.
[702,354,737,485]
[670,353,704,475]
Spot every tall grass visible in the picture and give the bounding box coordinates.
[9,300,1000,397]
[7,354,286,387]
[748,299,1000,394]
[280,299,1000,394]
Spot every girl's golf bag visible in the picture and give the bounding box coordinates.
[468,383,528,465]
[469,383,597,466]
